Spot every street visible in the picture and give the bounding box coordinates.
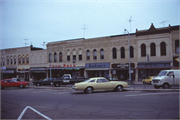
[1,87,179,119]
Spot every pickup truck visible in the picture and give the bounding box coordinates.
[53,74,88,87]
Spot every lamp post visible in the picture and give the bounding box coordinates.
[124,29,131,84]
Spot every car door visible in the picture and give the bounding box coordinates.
[166,71,174,85]
[96,79,112,90]
[1,80,8,87]
[43,78,51,85]
[7,80,17,87]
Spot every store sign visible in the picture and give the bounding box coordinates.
[112,63,135,68]
[85,62,110,68]
[49,64,76,68]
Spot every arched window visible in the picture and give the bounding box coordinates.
[22,55,25,64]
[86,50,90,60]
[18,55,21,64]
[10,56,13,65]
[141,44,146,57]
[54,52,57,62]
[49,53,52,63]
[160,42,166,56]
[26,55,29,64]
[175,40,179,54]
[112,47,117,59]
[130,46,134,58]
[73,49,76,62]
[14,56,16,65]
[79,48,82,61]
[150,43,156,56]
[7,56,9,65]
[100,49,104,60]
[67,50,70,61]
[121,47,125,58]
[59,52,62,62]
[93,49,97,60]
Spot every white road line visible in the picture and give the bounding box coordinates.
[17,106,52,120]
[125,92,179,97]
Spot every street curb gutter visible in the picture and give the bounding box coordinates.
[26,86,179,92]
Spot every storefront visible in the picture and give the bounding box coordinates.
[17,68,29,81]
[111,63,135,81]
[1,67,17,80]
[46,63,85,78]
[85,62,110,78]
[137,61,172,81]
[30,67,47,80]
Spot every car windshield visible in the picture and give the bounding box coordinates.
[157,71,167,76]
[13,80,18,82]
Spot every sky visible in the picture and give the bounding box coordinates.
[0,0,179,49]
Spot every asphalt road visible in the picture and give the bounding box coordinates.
[1,87,179,119]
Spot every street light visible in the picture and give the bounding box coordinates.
[124,29,131,84]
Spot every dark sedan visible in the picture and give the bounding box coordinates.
[32,78,58,86]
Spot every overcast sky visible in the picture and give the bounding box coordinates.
[0,0,179,49]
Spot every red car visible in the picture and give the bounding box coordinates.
[0,79,29,89]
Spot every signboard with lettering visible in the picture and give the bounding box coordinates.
[85,63,110,68]
[112,63,135,69]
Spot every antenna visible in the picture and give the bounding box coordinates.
[41,42,46,49]
[82,25,88,38]
[127,16,134,32]
[24,39,28,47]
[160,21,168,27]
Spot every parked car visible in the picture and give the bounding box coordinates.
[12,78,21,81]
[152,70,180,89]
[72,77,129,94]
[53,74,88,87]
[32,78,57,86]
[0,79,29,89]
[142,76,155,84]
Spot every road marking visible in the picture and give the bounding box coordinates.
[17,106,52,120]
[125,92,179,97]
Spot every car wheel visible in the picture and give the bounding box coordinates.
[154,86,160,89]
[36,83,41,86]
[85,87,93,94]
[163,83,171,89]
[55,83,60,87]
[116,85,123,92]
[19,84,24,88]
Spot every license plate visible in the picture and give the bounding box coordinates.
[63,80,70,83]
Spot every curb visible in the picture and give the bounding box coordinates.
[26,86,179,92]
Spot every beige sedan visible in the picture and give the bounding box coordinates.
[72,77,129,93]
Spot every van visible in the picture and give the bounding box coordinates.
[151,70,180,89]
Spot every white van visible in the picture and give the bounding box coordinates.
[152,70,180,89]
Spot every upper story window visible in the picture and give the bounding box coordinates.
[175,40,179,54]
[112,47,117,59]
[160,42,166,56]
[54,52,57,62]
[7,57,9,65]
[26,55,29,64]
[150,43,156,56]
[73,49,76,61]
[141,44,146,57]
[14,56,16,65]
[49,53,52,63]
[59,52,62,62]
[100,49,104,60]
[86,50,90,60]
[79,48,82,61]
[67,50,70,61]
[121,47,125,58]
[22,55,25,64]
[93,49,97,60]
[18,55,21,64]
[130,46,134,58]
[10,56,13,65]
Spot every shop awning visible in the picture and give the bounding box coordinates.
[45,66,85,70]
[86,68,110,71]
